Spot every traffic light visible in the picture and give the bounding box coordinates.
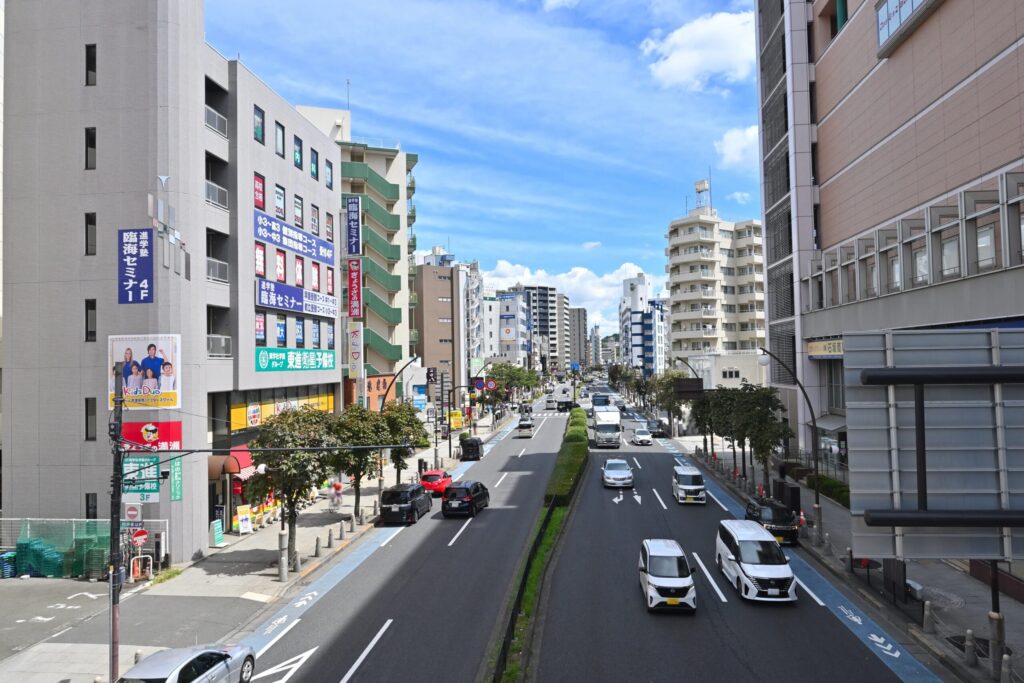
[426,367,437,384]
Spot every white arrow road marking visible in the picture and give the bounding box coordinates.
[633,490,642,505]
[839,605,863,625]
[613,491,623,504]
[252,646,318,681]
[340,619,393,683]
[651,488,667,510]
[67,592,101,600]
[632,458,642,469]
[256,619,301,659]
[691,552,727,603]
[706,490,729,512]
[30,616,54,623]
[380,527,404,548]
[293,591,318,608]
[868,634,902,658]
[517,448,526,458]
[495,472,509,488]
[448,518,473,547]
[794,577,824,606]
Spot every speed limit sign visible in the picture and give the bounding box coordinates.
[485,379,497,391]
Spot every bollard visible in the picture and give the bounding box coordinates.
[922,601,935,634]
[990,611,1005,681]
[1001,654,1012,683]
[339,520,347,540]
[293,552,302,573]
[278,530,289,582]
[135,650,144,664]
[327,529,335,549]
[314,536,322,558]
[965,629,978,667]
[822,533,833,557]
[359,508,366,526]
[373,500,379,516]
[846,548,854,572]
[348,514,356,533]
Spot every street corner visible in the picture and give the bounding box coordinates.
[0,578,110,664]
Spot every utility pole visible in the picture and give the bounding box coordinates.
[108,367,125,683]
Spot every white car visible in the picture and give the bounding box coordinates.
[715,520,797,602]
[672,464,706,504]
[601,459,634,488]
[639,539,696,612]
[631,428,653,446]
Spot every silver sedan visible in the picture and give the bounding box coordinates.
[117,644,255,683]
[602,459,634,488]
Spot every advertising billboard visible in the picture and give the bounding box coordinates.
[253,209,335,265]
[347,258,362,317]
[348,320,363,375]
[109,334,181,409]
[256,280,338,319]
[118,229,153,304]
[255,348,336,372]
[346,195,361,255]
[122,421,182,451]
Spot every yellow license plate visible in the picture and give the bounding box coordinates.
[775,536,785,543]
[666,598,680,606]
[686,497,694,502]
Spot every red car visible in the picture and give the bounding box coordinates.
[421,469,453,496]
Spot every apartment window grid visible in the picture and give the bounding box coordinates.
[767,261,794,320]
[85,44,97,86]
[763,146,790,210]
[768,322,796,385]
[760,24,786,99]
[85,213,97,255]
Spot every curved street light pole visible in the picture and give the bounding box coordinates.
[758,346,823,546]
[674,356,712,456]
[379,355,421,413]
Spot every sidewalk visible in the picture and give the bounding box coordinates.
[674,434,1024,682]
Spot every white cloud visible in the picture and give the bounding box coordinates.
[543,0,580,9]
[641,11,755,91]
[582,241,602,250]
[714,125,759,171]
[726,191,752,204]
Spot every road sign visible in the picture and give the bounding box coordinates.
[426,367,437,384]
[124,504,142,522]
[474,379,485,390]
[131,529,149,547]
[485,379,497,391]
[120,521,144,530]
[123,455,160,495]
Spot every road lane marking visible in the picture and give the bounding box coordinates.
[632,457,642,469]
[706,490,729,512]
[691,552,728,603]
[495,472,509,488]
[448,518,473,547]
[47,627,71,640]
[534,417,548,437]
[453,472,464,482]
[795,576,825,606]
[340,619,393,683]
[517,448,526,458]
[256,618,301,659]
[651,488,667,510]
[379,527,404,547]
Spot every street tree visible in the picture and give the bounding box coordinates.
[688,392,713,454]
[653,370,689,436]
[326,404,389,511]
[381,400,431,485]
[738,382,794,490]
[709,387,738,474]
[244,406,335,570]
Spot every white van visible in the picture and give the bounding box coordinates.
[672,465,705,504]
[715,520,797,602]
[638,539,696,612]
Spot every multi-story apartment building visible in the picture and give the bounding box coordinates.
[568,306,588,370]
[619,274,650,370]
[508,284,570,376]
[481,291,500,361]
[412,258,468,409]
[3,0,344,561]
[460,260,484,378]
[491,291,531,367]
[589,325,602,368]
[756,0,1024,456]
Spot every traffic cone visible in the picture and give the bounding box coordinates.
[799,509,806,527]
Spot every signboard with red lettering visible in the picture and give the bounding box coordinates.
[347,258,362,318]
[121,421,183,451]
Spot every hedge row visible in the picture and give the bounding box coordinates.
[804,474,850,508]
[544,410,591,506]
[564,426,588,444]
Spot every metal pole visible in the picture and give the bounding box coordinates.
[380,355,420,413]
[109,368,125,683]
[914,383,927,511]
[992,559,1001,614]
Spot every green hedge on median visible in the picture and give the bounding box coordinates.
[803,474,850,508]
[564,426,588,443]
[544,441,589,506]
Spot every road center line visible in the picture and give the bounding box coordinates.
[651,488,667,510]
[448,518,473,547]
[339,619,393,683]
[517,448,526,458]
[691,552,728,603]
[795,576,825,606]
[632,457,642,469]
[379,527,403,548]
[706,490,729,512]
[453,472,464,482]
[256,618,300,659]
[495,472,509,488]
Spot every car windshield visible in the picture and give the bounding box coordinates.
[445,488,469,498]
[635,429,650,436]
[381,491,410,505]
[596,425,619,433]
[676,474,703,486]
[422,474,441,482]
[605,461,629,471]
[759,506,795,524]
[738,540,788,565]
[648,555,690,578]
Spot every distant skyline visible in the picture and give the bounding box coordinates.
[205,0,760,333]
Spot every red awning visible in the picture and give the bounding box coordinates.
[231,445,257,481]
[207,445,256,481]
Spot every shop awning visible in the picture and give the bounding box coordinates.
[232,445,257,481]
[207,445,255,481]
[814,414,846,433]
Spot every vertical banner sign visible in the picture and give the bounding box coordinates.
[347,258,362,317]
[118,229,153,304]
[348,320,365,407]
[170,456,183,502]
[346,195,361,255]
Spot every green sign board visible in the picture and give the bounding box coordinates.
[211,519,224,547]
[170,456,183,502]
[123,455,160,494]
[255,348,336,372]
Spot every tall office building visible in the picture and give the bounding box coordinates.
[4,0,344,561]
[756,0,1024,454]
[411,257,466,410]
[508,284,571,375]
[589,325,602,368]
[568,306,588,370]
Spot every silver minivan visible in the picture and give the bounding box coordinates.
[672,464,706,504]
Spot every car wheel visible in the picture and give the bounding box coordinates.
[469,504,477,517]
[239,656,255,683]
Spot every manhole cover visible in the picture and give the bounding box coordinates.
[922,587,966,610]
[946,636,1013,659]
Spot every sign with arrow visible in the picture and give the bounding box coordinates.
[868,634,901,658]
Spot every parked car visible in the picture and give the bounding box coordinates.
[420,470,452,497]
[117,644,255,683]
[380,483,432,524]
[716,520,797,602]
[614,399,626,409]
[631,428,653,446]
[516,418,534,438]
[461,436,484,461]
[744,497,800,545]
[672,465,706,504]
[442,480,490,517]
[646,420,667,437]
[638,539,696,612]
[601,459,634,488]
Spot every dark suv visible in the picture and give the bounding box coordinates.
[442,481,490,517]
[380,483,432,524]
[744,497,799,545]
[647,420,667,437]
[461,437,484,461]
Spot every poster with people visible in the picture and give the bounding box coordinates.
[109,334,182,409]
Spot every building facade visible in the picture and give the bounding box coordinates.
[756,0,1024,455]
[508,284,570,376]
[411,261,466,409]
[568,306,588,370]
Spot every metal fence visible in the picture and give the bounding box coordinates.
[0,518,169,580]
[788,449,849,483]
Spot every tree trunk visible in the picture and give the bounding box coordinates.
[353,476,362,512]
[741,442,747,478]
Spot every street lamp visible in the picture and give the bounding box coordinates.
[757,347,823,546]
[379,355,420,412]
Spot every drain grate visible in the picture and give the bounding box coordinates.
[947,635,1013,660]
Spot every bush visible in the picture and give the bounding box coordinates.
[569,407,587,421]
[568,417,587,429]
[564,426,588,443]
[544,441,589,506]
[804,474,850,508]
[458,431,470,442]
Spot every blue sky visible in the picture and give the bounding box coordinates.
[206,0,761,332]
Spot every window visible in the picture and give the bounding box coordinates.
[977,225,996,271]
[722,369,740,380]
[310,205,320,235]
[85,299,96,341]
[326,267,334,295]
[253,106,265,144]
[941,233,960,279]
[327,323,335,350]
[912,245,928,285]
[311,262,321,292]
[275,249,286,282]
[295,256,304,288]
[253,173,265,211]
[85,44,97,85]
[274,185,286,219]
[275,122,285,157]
[311,320,321,348]
[85,398,97,441]
[325,213,334,242]
[276,315,287,347]
[326,160,334,190]
[826,359,846,412]
[255,312,267,347]
[85,213,97,255]
[85,493,98,519]
[85,127,96,169]
[254,242,266,277]
[293,195,303,228]
[293,135,303,169]
[310,149,319,180]
[295,317,305,348]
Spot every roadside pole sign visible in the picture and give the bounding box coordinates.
[474,379,485,391]
[124,504,142,522]
[123,454,160,504]
[131,529,149,547]
[485,379,497,391]
[121,521,144,530]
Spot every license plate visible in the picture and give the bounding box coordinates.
[767,588,780,596]
[686,497,694,502]
[775,536,784,543]
[450,501,462,506]
[391,505,399,512]
[666,598,680,606]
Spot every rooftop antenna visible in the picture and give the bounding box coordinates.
[346,79,351,111]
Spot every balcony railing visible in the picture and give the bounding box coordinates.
[408,291,419,307]
[204,105,228,138]
[206,257,229,283]
[207,334,233,358]
[205,180,229,209]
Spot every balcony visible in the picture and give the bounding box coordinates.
[408,234,417,251]
[677,287,716,301]
[207,334,233,358]
[407,175,416,197]
[365,289,403,324]
[365,327,403,362]
[204,105,228,138]
[342,161,399,201]
[688,248,716,261]
[674,269,716,283]
[736,290,765,304]
[205,180,228,209]
[362,259,402,292]
[408,262,417,277]
[675,307,718,321]
[735,251,764,266]
[364,226,400,262]
[206,257,229,283]
[670,230,715,246]
[408,205,417,226]
[408,291,418,307]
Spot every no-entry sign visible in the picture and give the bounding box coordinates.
[131,529,149,547]
[124,504,142,522]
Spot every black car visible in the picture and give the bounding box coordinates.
[442,481,490,517]
[519,403,533,415]
[744,497,799,545]
[461,437,484,461]
[380,483,432,524]
[647,420,667,437]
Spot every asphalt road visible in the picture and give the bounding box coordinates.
[534,392,941,683]
[250,400,565,682]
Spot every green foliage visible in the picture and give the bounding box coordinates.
[804,475,850,508]
[459,431,471,442]
[569,407,587,421]
[324,404,389,511]
[544,441,589,505]
[485,362,540,401]
[381,400,430,484]
[564,426,588,443]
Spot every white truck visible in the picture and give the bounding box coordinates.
[593,407,622,448]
